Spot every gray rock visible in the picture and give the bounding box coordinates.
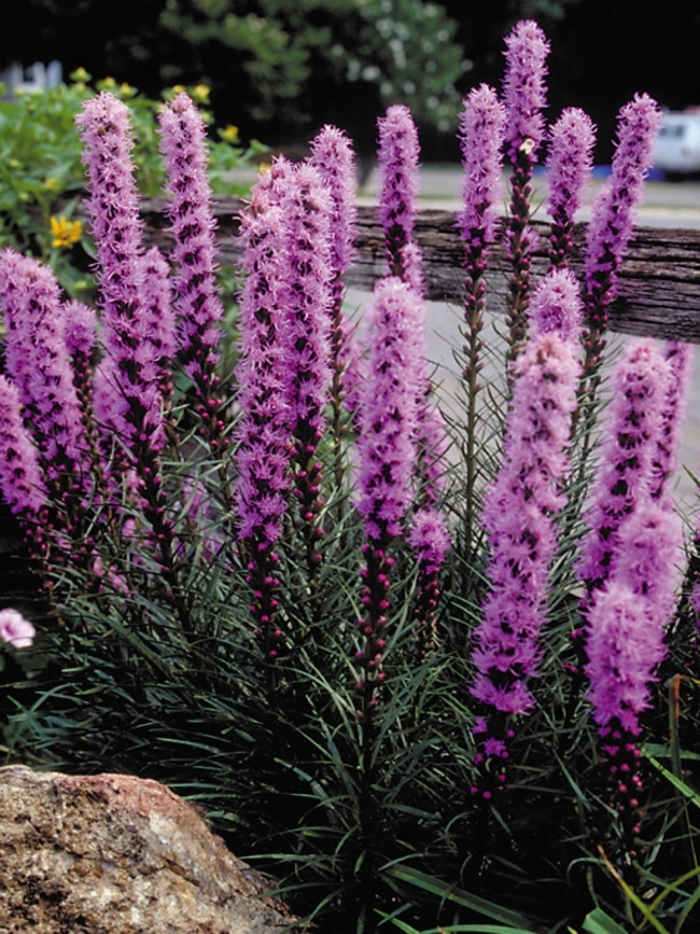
[0,764,300,933]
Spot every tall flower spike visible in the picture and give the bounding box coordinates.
[158,93,226,451]
[277,163,334,575]
[0,250,92,500]
[377,104,424,293]
[650,340,693,505]
[529,266,583,343]
[546,108,596,268]
[457,83,506,538]
[470,329,580,715]
[75,91,144,355]
[584,500,683,856]
[469,296,580,793]
[577,339,671,598]
[354,277,421,715]
[501,20,550,360]
[310,126,359,491]
[582,94,662,371]
[0,375,48,520]
[234,160,294,662]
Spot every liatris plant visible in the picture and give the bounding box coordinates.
[158,93,227,454]
[546,107,596,269]
[376,104,424,293]
[581,94,662,386]
[469,271,581,789]
[3,21,700,934]
[233,161,292,665]
[457,83,506,537]
[501,19,550,359]
[354,276,422,715]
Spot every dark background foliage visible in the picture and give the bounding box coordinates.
[4,0,700,160]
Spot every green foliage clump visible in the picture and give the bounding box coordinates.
[0,69,263,299]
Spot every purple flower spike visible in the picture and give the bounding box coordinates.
[408,505,451,659]
[0,375,48,518]
[501,20,550,359]
[585,504,680,735]
[530,267,583,342]
[577,339,671,596]
[234,161,294,659]
[584,94,662,335]
[546,108,596,268]
[502,19,550,166]
[651,341,693,504]
[309,125,357,288]
[354,276,421,713]
[75,92,144,339]
[0,250,91,491]
[356,277,421,544]
[470,330,580,715]
[377,104,424,290]
[158,93,226,447]
[457,84,506,252]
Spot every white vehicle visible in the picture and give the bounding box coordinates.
[653,109,700,177]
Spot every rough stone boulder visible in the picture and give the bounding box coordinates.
[0,764,299,933]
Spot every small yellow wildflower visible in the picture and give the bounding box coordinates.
[70,67,91,84]
[50,216,83,249]
[171,85,187,97]
[192,84,211,103]
[119,82,136,99]
[44,177,60,192]
[220,124,240,145]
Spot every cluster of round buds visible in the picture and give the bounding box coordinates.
[247,549,283,659]
[469,720,516,801]
[354,543,395,715]
[291,450,325,562]
[590,723,644,858]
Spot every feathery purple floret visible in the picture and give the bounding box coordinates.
[650,341,693,503]
[470,328,580,714]
[279,162,334,444]
[457,84,506,250]
[529,267,583,342]
[356,277,421,544]
[158,93,225,436]
[584,94,662,321]
[502,19,550,165]
[75,92,143,340]
[309,125,357,285]
[377,104,424,290]
[234,162,293,549]
[0,250,91,487]
[0,374,48,517]
[585,501,682,734]
[577,340,671,596]
[546,108,596,267]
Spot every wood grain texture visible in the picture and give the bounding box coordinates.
[138,197,700,344]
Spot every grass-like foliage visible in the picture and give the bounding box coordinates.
[1,19,700,934]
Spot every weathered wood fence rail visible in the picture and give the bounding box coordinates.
[139,197,700,345]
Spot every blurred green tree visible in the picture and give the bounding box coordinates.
[1,0,465,145]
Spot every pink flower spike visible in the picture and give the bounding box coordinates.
[377,104,424,290]
[502,19,550,165]
[0,608,36,649]
[457,83,506,250]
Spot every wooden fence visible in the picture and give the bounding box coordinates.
[139,197,700,345]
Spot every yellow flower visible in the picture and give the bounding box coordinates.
[220,124,240,144]
[50,216,83,249]
[119,82,136,99]
[192,84,210,103]
[44,177,60,192]
[70,67,91,84]
[171,85,187,97]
